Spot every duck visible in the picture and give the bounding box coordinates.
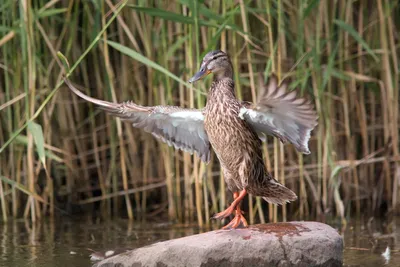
[64,50,318,229]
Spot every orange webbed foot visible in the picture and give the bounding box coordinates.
[213,190,248,229]
[212,205,235,219]
[221,209,248,229]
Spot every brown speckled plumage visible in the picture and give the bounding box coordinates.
[64,50,318,228]
[204,74,296,205]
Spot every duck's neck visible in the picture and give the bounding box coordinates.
[209,65,235,93]
[208,76,236,101]
[214,66,233,82]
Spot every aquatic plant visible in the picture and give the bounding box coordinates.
[0,0,398,226]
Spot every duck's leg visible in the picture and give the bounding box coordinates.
[212,190,248,228]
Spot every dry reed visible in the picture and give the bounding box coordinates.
[0,0,399,226]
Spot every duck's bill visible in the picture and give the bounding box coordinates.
[188,69,211,83]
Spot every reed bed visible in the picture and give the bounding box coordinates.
[0,0,399,226]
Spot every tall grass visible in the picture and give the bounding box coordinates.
[0,0,399,226]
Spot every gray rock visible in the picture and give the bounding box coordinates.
[93,221,343,267]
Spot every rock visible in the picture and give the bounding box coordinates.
[93,221,343,267]
[90,248,133,261]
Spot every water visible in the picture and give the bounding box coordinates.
[0,216,399,267]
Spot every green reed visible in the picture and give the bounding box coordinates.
[0,0,399,226]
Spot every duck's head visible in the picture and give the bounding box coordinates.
[189,50,233,83]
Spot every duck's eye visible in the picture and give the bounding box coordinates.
[212,56,217,60]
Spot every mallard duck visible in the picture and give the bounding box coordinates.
[64,50,318,229]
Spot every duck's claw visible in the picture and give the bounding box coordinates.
[212,205,235,219]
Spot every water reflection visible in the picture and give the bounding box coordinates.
[343,218,399,266]
[0,216,399,266]
[0,217,201,267]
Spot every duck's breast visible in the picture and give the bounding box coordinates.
[204,93,262,172]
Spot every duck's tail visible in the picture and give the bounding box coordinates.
[261,178,298,205]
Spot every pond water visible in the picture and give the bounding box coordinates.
[0,216,399,267]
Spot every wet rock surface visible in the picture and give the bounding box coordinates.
[93,221,343,267]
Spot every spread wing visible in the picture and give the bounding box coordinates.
[64,78,211,162]
[239,74,318,154]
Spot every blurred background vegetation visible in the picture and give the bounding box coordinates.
[0,0,399,227]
